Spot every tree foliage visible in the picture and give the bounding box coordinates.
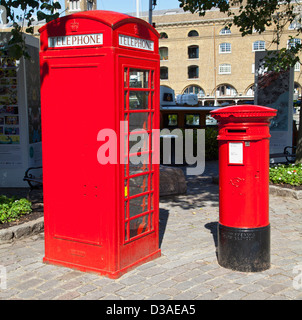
[0,0,61,59]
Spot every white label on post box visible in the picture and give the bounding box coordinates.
[48,33,103,48]
[119,34,154,51]
[229,142,243,164]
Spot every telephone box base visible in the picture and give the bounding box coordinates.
[217,224,270,272]
[43,249,161,279]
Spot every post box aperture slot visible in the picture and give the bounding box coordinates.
[227,129,247,133]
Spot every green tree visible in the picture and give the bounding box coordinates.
[178,0,302,163]
[1,0,61,59]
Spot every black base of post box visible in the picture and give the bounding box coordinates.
[217,223,270,272]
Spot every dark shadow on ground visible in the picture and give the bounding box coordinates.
[159,208,170,248]
[205,221,218,249]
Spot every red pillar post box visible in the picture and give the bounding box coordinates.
[39,11,161,278]
[211,105,277,272]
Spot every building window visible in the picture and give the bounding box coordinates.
[253,40,265,51]
[160,67,168,80]
[69,0,80,11]
[219,42,231,53]
[188,30,199,37]
[188,66,199,79]
[294,62,301,72]
[215,84,237,97]
[245,84,255,96]
[183,85,205,97]
[185,114,200,127]
[159,47,168,60]
[287,38,301,49]
[165,114,178,127]
[289,20,301,30]
[220,27,231,35]
[252,63,255,74]
[160,32,168,39]
[219,64,231,74]
[188,45,199,59]
[87,0,93,10]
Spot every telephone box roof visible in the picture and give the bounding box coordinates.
[39,10,159,37]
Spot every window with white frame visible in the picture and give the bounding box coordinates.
[253,41,265,51]
[289,20,301,30]
[219,64,231,74]
[159,47,168,60]
[220,27,231,35]
[294,62,301,72]
[69,0,80,11]
[287,38,301,49]
[219,42,231,53]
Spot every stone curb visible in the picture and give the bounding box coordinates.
[212,175,302,200]
[269,185,302,200]
[0,217,44,243]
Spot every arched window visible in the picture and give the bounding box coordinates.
[188,66,199,79]
[215,84,237,97]
[159,32,168,39]
[220,27,231,35]
[159,47,168,60]
[160,67,168,80]
[188,30,199,37]
[219,42,231,53]
[245,84,255,96]
[183,85,205,97]
[188,45,199,59]
[253,40,265,51]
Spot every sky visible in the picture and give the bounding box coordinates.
[54,0,182,15]
[97,0,182,14]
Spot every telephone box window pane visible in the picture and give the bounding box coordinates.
[129,214,149,238]
[125,222,128,241]
[129,91,149,110]
[129,133,149,153]
[129,194,148,218]
[129,112,149,131]
[129,154,149,176]
[129,69,149,88]
[129,174,149,197]
[124,91,128,109]
[124,69,128,87]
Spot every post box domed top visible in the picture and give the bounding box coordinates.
[211,105,277,121]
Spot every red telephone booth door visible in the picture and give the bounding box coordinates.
[118,57,160,271]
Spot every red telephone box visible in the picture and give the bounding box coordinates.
[39,11,161,278]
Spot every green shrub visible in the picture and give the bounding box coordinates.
[205,127,218,160]
[0,195,32,224]
[269,163,302,186]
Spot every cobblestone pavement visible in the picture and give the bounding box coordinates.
[0,162,302,300]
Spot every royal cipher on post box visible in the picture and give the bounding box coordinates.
[39,11,161,278]
[211,105,277,272]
